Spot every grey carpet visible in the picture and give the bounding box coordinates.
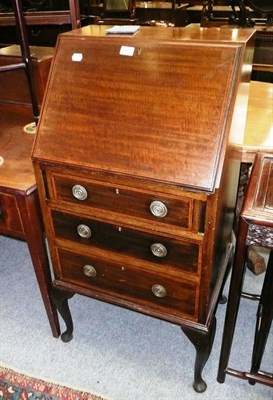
[0,234,272,400]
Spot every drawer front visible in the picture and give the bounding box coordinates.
[0,192,23,235]
[52,210,200,274]
[57,247,198,320]
[50,174,192,230]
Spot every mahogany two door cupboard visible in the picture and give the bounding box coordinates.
[32,25,255,392]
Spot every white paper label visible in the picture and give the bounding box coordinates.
[119,46,135,57]
[72,53,83,62]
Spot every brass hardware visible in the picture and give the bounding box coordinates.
[77,224,92,238]
[72,184,88,201]
[83,264,97,278]
[151,242,167,258]
[151,284,167,298]
[150,201,168,218]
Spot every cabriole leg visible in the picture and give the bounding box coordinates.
[181,316,216,393]
[51,287,75,343]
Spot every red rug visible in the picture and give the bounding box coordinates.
[0,366,106,400]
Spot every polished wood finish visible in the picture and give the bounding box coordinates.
[32,25,255,392]
[186,7,273,79]
[0,45,53,106]
[0,103,60,337]
[0,0,83,341]
[231,80,273,163]
[218,152,273,387]
[0,0,81,29]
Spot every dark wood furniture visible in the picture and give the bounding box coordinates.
[0,1,59,337]
[217,152,273,387]
[0,0,82,339]
[88,1,189,26]
[196,0,273,27]
[0,44,54,107]
[94,0,140,25]
[0,0,40,123]
[0,103,60,338]
[135,1,189,26]
[0,0,83,47]
[186,4,260,25]
[32,25,255,392]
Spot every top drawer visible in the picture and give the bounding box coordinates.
[47,172,202,232]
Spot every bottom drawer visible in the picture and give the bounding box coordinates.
[57,247,198,320]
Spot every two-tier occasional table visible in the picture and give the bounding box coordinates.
[218,152,273,387]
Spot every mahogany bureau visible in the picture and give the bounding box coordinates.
[32,25,255,392]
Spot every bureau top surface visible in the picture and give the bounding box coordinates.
[63,24,255,43]
[32,26,254,192]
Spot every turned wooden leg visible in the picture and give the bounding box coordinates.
[51,287,75,343]
[181,315,216,393]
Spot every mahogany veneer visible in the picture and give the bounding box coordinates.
[32,25,255,392]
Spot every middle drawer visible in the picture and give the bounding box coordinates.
[52,210,201,275]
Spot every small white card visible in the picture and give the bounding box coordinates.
[119,45,135,57]
[72,53,83,62]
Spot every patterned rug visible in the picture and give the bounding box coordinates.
[0,366,106,400]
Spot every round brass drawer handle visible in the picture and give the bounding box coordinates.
[151,284,167,298]
[72,184,88,201]
[150,200,168,218]
[83,264,97,278]
[77,224,92,239]
[151,242,167,258]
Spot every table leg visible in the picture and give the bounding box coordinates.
[250,251,273,380]
[217,217,249,383]
[18,191,60,338]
